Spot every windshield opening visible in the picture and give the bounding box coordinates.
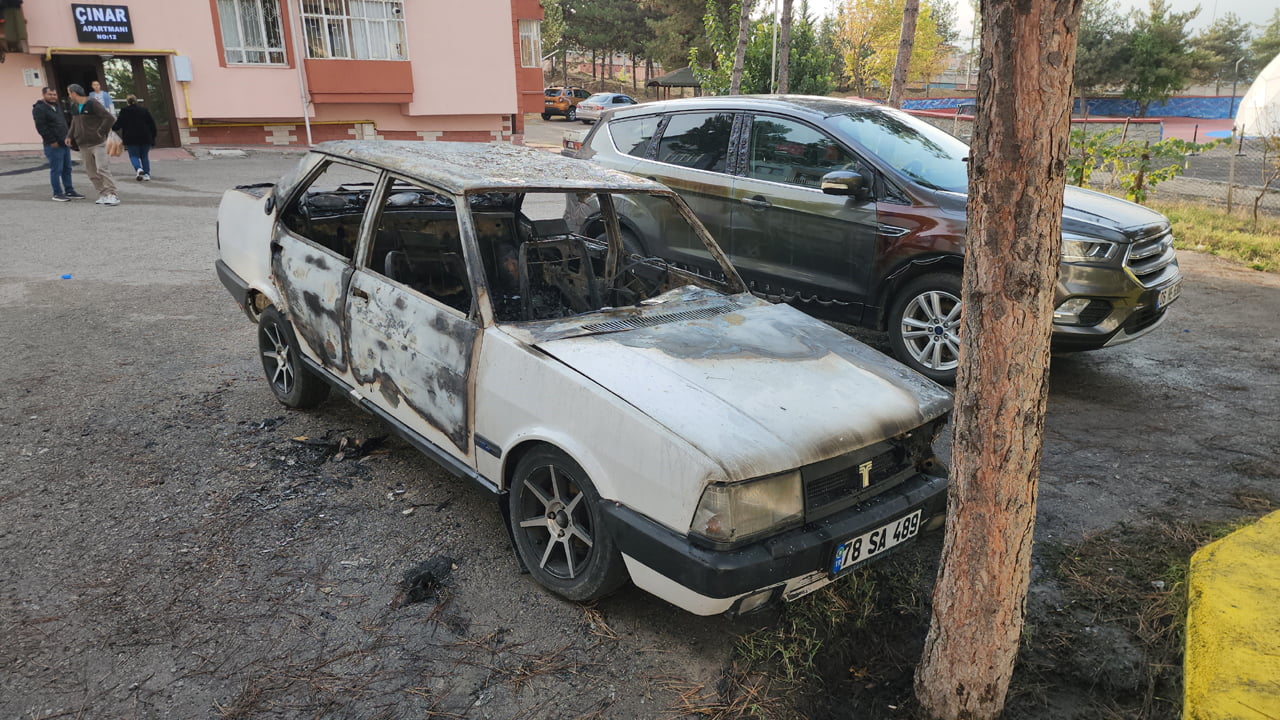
[831,108,970,193]
[470,190,741,323]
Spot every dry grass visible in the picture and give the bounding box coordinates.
[1149,199,1280,272]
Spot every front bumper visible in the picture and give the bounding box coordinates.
[216,259,257,323]
[1050,265,1182,352]
[601,472,948,615]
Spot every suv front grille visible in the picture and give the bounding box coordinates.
[1125,227,1179,288]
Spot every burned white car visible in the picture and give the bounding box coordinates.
[215,141,952,616]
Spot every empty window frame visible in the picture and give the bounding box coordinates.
[302,0,407,60]
[217,0,287,65]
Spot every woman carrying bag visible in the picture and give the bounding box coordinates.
[112,95,157,181]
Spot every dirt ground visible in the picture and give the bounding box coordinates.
[2,147,1278,720]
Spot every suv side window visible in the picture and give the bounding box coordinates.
[575,89,590,99]
[747,116,862,190]
[280,160,381,260]
[655,112,734,173]
[608,115,661,158]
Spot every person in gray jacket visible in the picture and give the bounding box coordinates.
[66,83,119,206]
[31,87,85,202]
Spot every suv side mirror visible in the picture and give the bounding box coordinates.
[821,170,866,197]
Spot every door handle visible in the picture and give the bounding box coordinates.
[351,287,369,300]
[742,196,772,209]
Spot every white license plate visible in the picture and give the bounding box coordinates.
[831,510,922,575]
[1156,279,1182,309]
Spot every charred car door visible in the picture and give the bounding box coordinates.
[345,178,480,461]
[273,160,383,377]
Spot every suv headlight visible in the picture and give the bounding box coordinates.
[691,471,803,546]
[1061,235,1117,263]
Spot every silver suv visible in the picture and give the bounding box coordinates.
[567,95,1184,383]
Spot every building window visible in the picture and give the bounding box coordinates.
[518,19,541,69]
[217,0,287,65]
[301,0,407,60]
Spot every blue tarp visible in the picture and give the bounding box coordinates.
[902,96,1240,119]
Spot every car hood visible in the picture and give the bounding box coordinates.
[932,185,1169,243]
[531,299,953,482]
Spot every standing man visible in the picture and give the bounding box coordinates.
[31,87,85,202]
[66,83,119,206]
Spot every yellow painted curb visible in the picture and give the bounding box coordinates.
[1184,510,1280,720]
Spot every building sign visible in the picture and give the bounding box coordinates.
[71,4,135,43]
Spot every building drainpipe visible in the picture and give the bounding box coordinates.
[292,0,314,146]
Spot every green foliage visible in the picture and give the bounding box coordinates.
[1252,10,1280,68]
[652,0,734,72]
[740,3,836,95]
[1074,0,1132,92]
[1066,128,1221,202]
[689,0,736,95]
[1190,13,1255,90]
[1123,0,1199,115]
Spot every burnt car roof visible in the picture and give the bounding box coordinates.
[313,140,666,195]
[608,94,883,120]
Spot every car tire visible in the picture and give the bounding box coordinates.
[509,446,627,602]
[888,272,963,385]
[541,112,552,121]
[581,119,592,125]
[566,107,577,121]
[258,306,330,409]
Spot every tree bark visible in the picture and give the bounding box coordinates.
[730,0,755,95]
[887,0,921,108]
[777,0,795,93]
[913,0,1083,717]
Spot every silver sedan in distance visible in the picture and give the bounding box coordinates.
[575,93,638,124]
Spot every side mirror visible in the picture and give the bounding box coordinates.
[821,170,865,197]
[264,195,275,214]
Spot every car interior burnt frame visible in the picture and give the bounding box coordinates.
[286,172,746,325]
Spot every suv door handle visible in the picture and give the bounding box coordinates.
[351,287,369,300]
[742,196,772,209]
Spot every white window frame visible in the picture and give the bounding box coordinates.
[217,0,288,66]
[301,0,407,60]
[518,19,542,69]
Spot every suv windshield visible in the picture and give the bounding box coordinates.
[830,108,969,193]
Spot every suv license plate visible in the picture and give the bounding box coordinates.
[831,510,922,575]
[1156,279,1182,310]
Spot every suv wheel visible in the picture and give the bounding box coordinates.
[888,273,963,385]
[566,107,577,122]
[541,112,552,121]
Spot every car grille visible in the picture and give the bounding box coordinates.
[1125,226,1179,288]
[803,440,915,521]
[580,304,737,333]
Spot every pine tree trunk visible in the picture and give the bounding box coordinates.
[887,0,920,107]
[777,0,795,93]
[913,0,1083,717]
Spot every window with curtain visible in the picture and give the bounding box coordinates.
[518,19,541,69]
[217,0,287,65]
[301,0,407,60]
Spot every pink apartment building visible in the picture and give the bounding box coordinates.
[0,0,545,150]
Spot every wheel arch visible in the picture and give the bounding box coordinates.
[872,254,964,330]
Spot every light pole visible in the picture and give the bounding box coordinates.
[1229,57,1243,118]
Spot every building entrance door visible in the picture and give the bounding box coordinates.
[47,54,180,148]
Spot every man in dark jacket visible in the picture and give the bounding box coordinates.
[67,83,119,206]
[113,95,157,181]
[31,87,85,202]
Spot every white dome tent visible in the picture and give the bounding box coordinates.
[1236,52,1280,138]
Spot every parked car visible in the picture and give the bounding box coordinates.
[215,141,952,616]
[567,96,1183,384]
[543,86,590,121]
[575,92,638,124]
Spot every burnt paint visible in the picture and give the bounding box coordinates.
[272,241,352,373]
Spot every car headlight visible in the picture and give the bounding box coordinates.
[1061,235,1117,262]
[690,471,803,546]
